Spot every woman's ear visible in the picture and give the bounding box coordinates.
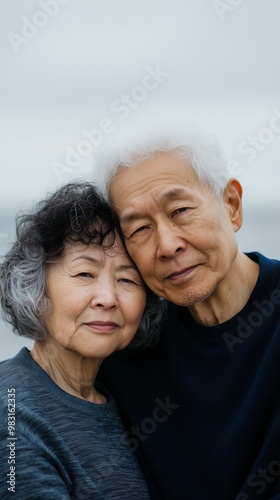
[223,178,243,232]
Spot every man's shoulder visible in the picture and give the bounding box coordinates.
[247,251,280,269]
[247,251,280,291]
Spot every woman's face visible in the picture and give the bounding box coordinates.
[42,236,146,360]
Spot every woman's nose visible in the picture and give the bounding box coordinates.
[89,283,118,309]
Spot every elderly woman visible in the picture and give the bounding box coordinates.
[0,182,164,499]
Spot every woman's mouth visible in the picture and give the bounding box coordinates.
[85,321,118,332]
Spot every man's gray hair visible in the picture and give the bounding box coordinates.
[95,128,230,200]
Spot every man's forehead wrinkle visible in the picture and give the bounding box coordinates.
[119,187,191,226]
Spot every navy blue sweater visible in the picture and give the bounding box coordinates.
[100,253,280,499]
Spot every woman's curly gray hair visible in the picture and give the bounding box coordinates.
[0,182,166,347]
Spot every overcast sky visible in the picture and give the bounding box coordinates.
[1,0,280,359]
[1,0,280,206]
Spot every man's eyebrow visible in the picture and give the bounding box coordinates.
[159,188,187,200]
[120,212,143,225]
[120,188,189,225]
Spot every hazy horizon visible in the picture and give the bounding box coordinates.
[1,204,279,361]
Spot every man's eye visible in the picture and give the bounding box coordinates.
[172,207,187,216]
[131,226,148,236]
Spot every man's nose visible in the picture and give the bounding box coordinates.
[155,224,185,259]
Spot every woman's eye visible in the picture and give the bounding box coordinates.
[119,278,135,284]
[77,272,93,278]
[119,277,141,286]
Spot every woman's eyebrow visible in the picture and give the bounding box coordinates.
[72,256,99,263]
[116,264,139,272]
[72,256,138,273]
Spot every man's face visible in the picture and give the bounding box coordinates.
[110,151,242,306]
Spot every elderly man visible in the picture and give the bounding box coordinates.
[97,131,280,500]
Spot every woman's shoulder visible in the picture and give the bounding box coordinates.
[0,347,42,401]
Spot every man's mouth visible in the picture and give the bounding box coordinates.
[166,265,198,281]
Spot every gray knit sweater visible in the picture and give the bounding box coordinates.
[0,347,150,499]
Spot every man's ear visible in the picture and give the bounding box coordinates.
[223,178,243,232]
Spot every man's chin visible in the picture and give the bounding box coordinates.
[166,287,215,308]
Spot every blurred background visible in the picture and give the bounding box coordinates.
[1,0,280,360]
